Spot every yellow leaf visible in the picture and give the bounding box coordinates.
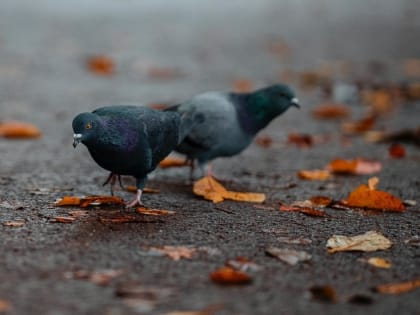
[367,257,391,269]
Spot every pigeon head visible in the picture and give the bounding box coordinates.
[237,84,299,133]
[72,112,102,148]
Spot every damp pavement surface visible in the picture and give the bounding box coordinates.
[0,1,419,314]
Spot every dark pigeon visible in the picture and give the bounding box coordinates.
[166,84,299,177]
[72,105,197,207]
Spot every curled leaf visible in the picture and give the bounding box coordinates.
[374,279,420,295]
[367,257,391,269]
[193,176,265,203]
[298,170,331,180]
[327,231,392,253]
[53,216,76,224]
[136,207,175,216]
[327,158,382,175]
[266,247,311,265]
[312,103,350,120]
[342,115,376,134]
[55,195,124,207]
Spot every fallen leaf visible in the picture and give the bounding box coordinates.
[266,39,291,58]
[210,267,252,285]
[402,58,420,77]
[86,55,115,76]
[367,257,391,269]
[298,170,331,180]
[136,207,175,216]
[389,143,405,159]
[148,103,170,110]
[0,299,11,312]
[327,231,392,253]
[342,115,376,134]
[147,67,183,80]
[225,256,262,272]
[346,178,405,212]
[255,135,273,148]
[68,210,89,218]
[232,78,253,92]
[365,127,420,146]
[55,195,124,207]
[276,236,312,245]
[374,279,420,295]
[407,82,420,101]
[367,176,379,190]
[3,220,25,227]
[159,157,187,168]
[0,121,42,138]
[193,176,265,203]
[327,158,382,175]
[309,286,337,303]
[312,103,350,120]
[404,236,420,246]
[279,204,326,217]
[148,246,196,261]
[287,133,313,148]
[99,215,138,224]
[362,90,394,113]
[266,247,311,265]
[299,71,329,90]
[310,196,333,207]
[53,216,76,223]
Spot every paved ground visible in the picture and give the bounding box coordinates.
[0,1,419,314]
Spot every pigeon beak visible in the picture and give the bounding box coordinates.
[73,133,82,148]
[291,98,300,108]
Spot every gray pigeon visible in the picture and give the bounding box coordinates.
[72,105,197,207]
[166,84,299,177]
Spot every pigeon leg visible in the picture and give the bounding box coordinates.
[186,158,195,181]
[117,175,125,190]
[126,176,147,207]
[103,172,117,195]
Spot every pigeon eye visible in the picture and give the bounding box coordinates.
[85,122,93,130]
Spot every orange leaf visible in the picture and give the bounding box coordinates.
[232,78,253,93]
[136,207,175,216]
[0,121,42,138]
[279,205,326,217]
[389,143,405,159]
[346,178,405,212]
[374,279,420,295]
[362,90,394,113]
[367,257,391,269]
[79,196,124,207]
[342,115,376,134]
[210,266,252,285]
[54,196,82,206]
[159,157,187,168]
[147,103,169,110]
[309,286,337,303]
[328,158,382,175]
[298,170,331,180]
[0,300,11,312]
[312,103,350,120]
[86,55,115,76]
[99,215,138,224]
[147,67,183,80]
[193,176,265,203]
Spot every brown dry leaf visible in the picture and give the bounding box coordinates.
[312,103,350,120]
[347,294,374,305]
[327,231,392,253]
[66,269,123,286]
[54,196,81,206]
[148,246,196,261]
[255,135,273,148]
[287,133,313,148]
[68,210,89,218]
[327,158,382,175]
[299,71,329,90]
[210,266,252,285]
[367,257,391,269]
[407,82,420,100]
[159,157,187,169]
[402,59,420,77]
[266,39,291,58]
[346,178,405,212]
[136,207,175,216]
[279,204,326,217]
[0,121,42,139]
[99,215,138,224]
[193,176,265,203]
[362,90,394,113]
[80,196,124,207]
[148,103,170,110]
[53,216,76,224]
[266,247,311,265]
[342,115,376,134]
[3,220,25,227]
[374,279,420,295]
[0,299,11,312]
[309,285,338,303]
[86,55,115,76]
[232,78,253,93]
[147,67,183,80]
[365,127,420,146]
[298,170,331,180]
[310,195,333,207]
[389,143,406,159]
